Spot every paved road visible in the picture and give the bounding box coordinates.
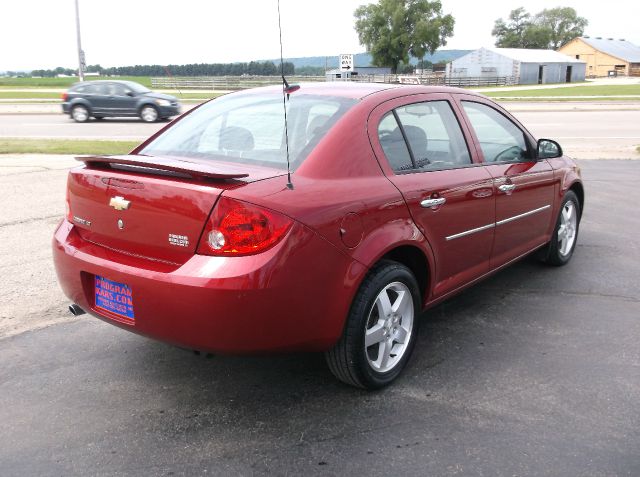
[512,109,640,159]
[0,157,639,475]
[1,106,639,159]
[0,114,168,141]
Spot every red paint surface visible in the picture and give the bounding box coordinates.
[53,83,583,353]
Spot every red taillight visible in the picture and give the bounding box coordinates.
[61,92,68,101]
[197,197,293,256]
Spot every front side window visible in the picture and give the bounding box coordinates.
[377,100,471,173]
[141,93,356,170]
[462,101,528,163]
[109,83,129,96]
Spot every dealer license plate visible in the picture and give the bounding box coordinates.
[94,275,135,321]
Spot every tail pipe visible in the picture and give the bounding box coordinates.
[69,304,86,316]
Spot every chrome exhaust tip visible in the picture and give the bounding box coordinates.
[68,304,86,316]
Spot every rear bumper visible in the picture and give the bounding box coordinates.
[52,219,365,353]
[62,102,70,114]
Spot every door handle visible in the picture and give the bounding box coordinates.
[498,184,516,193]
[420,197,446,208]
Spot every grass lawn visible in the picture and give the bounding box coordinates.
[495,96,640,102]
[0,91,63,99]
[0,76,153,88]
[173,92,223,100]
[485,84,640,97]
[0,138,140,155]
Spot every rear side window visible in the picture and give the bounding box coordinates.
[85,83,108,95]
[378,113,412,171]
[378,100,471,173]
[142,93,357,170]
[461,101,528,163]
[71,85,87,93]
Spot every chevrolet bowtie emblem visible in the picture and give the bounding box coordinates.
[109,196,131,211]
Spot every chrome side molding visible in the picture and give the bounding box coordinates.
[446,205,551,241]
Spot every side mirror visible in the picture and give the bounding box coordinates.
[126,91,135,97]
[537,139,563,159]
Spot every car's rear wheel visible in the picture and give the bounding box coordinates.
[140,105,159,123]
[540,190,581,266]
[71,105,89,123]
[325,260,420,389]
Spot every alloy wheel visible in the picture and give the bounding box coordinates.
[141,106,158,122]
[364,282,414,373]
[558,201,577,257]
[72,106,89,122]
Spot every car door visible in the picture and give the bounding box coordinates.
[108,82,138,116]
[368,94,496,299]
[89,83,111,115]
[454,95,556,269]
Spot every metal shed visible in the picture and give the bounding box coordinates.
[447,47,586,84]
[325,66,392,81]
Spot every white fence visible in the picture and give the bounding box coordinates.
[151,74,519,91]
[398,75,519,87]
[151,76,325,90]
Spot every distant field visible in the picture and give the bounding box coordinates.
[485,84,640,97]
[0,76,153,88]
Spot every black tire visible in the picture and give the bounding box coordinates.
[325,260,421,389]
[539,190,581,266]
[139,104,159,123]
[71,104,90,123]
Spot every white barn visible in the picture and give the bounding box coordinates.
[446,47,586,84]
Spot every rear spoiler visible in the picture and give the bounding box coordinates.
[77,155,250,180]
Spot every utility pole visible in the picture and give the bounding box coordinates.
[74,0,85,81]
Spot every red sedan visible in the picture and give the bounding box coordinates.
[53,83,583,389]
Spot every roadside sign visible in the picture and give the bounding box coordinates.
[340,54,354,72]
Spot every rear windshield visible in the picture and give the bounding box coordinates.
[140,92,357,170]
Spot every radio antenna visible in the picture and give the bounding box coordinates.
[277,0,294,190]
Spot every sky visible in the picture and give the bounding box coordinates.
[2,0,639,71]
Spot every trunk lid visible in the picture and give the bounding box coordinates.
[68,154,284,264]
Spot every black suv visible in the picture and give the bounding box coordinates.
[62,80,181,122]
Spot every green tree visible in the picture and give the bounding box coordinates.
[536,7,588,49]
[492,7,539,48]
[416,59,433,70]
[354,0,454,73]
[493,6,587,49]
[86,64,103,74]
[296,66,326,76]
